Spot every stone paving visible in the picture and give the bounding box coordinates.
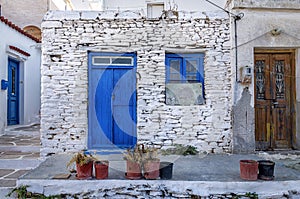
[0,124,41,189]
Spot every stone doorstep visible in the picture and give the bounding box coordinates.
[17,178,300,197]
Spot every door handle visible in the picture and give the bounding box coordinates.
[112,94,115,100]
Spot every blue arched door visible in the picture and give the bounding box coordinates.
[88,52,137,149]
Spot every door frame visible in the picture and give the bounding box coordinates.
[254,48,296,150]
[7,57,20,125]
[87,52,137,149]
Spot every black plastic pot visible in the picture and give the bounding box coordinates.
[258,160,275,180]
[159,162,173,180]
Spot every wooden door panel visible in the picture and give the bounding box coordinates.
[272,107,289,148]
[254,54,271,150]
[255,52,294,150]
[255,105,271,150]
[271,54,292,149]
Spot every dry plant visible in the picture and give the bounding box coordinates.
[123,144,143,164]
[142,145,159,162]
[67,152,97,169]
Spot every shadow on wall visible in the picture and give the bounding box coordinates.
[233,88,255,153]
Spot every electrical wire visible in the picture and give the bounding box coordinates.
[203,0,243,19]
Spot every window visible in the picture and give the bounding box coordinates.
[147,3,164,18]
[165,53,205,105]
[92,56,133,66]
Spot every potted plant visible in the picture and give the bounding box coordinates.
[94,160,109,179]
[142,146,160,180]
[67,152,96,180]
[123,145,143,180]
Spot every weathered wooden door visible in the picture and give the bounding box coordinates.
[7,58,20,125]
[254,52,295,150]
[88,52,137,149]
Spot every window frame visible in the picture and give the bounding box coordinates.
[165,53,204,84]
[165,53,205,105]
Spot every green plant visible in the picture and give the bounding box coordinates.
[6,185,62,199]
[161,144,199,156]
[123,145,143,164]
[232,192,258,199]
[66,152,96,169]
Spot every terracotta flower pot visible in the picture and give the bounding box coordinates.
[144,160,160,180]
[94,160,109,179]
[125,160,142,180]
[240,160,258,181]
[76,161,93,180]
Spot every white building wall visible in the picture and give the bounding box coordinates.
[41,10,231,156]
[0,19,41,133]
[230,0,300,152]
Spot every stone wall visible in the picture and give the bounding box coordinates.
[41,10,232,156]
[20,179,300,199]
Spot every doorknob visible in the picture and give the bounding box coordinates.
[112,94,115,100]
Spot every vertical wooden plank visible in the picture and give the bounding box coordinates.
[271,54,292,148]
[254,54,271,150]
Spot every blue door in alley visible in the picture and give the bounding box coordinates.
[88,52,137,149]
[7,58,20,125]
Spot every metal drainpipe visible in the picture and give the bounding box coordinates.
[234,13,243,82]
[234,17,238,82]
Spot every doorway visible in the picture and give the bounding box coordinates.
[254,50,295,150]
[88,52,137,149]
[7,58,20,125]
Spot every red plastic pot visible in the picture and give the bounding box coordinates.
[94,160,109,179]
[125,160,142,180]
[76,161,93,180]
[144,160,160,180]
[240,160,258,181]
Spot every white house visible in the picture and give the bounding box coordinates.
[0,16,41,133]
[39,0,300,156]
[40,9,231,156]
[228,0,300,153]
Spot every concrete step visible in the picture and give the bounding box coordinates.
[0,159,42,170]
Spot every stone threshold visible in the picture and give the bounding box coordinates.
[17,178,300,197]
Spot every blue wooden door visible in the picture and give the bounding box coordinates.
[88,53,137,149]
[7,58,20,125]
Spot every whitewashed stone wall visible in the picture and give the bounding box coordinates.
[41,10,232,156]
